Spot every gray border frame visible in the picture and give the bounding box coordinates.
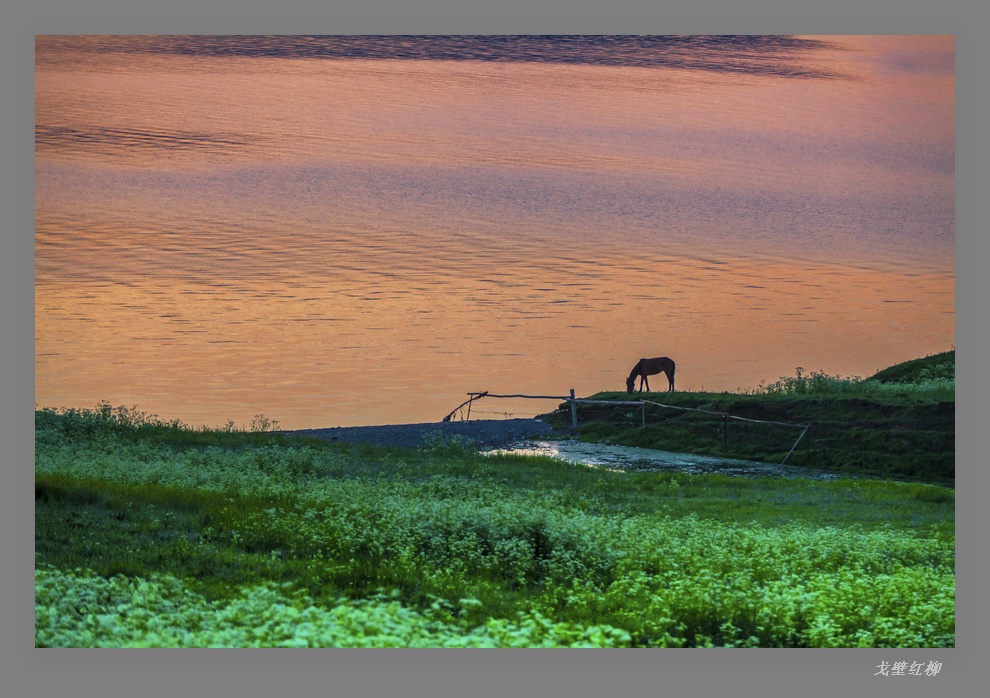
[6,1,983,697]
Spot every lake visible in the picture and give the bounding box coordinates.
[34,35,954,429]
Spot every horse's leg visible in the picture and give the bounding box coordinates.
[642,374,650,392]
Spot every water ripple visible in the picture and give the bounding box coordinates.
[35,125,250,155]
[37,35,847,79]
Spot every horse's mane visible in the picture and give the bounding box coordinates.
[627,359,645,382]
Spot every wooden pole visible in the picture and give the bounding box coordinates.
[570,389,578,429]
[781,424,812,465]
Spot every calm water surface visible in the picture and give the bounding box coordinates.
[35,36,954,428]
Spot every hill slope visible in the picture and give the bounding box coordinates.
[538,352,955,484]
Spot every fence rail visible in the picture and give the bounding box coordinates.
[442,389,813,465]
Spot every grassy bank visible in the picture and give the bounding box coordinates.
[539,352,954,485]
[35,400,954,647]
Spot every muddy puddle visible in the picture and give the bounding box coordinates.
[484,439,845,481]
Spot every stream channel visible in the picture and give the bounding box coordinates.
[485,440,845,481]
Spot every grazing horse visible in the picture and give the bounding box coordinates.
[626,357,676,393]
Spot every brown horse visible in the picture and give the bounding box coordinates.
[626,357,676,393]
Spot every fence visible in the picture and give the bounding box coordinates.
[443,389,813,465]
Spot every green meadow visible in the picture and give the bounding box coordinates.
[35,354,954,647]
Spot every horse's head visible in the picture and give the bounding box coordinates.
[625,376,635,393]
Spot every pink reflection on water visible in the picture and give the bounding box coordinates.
[35,36,954,428]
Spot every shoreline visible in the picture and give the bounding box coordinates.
[281,418,561,450]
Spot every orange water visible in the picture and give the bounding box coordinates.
[35,36,954,428]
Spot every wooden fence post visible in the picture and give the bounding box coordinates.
[570,389,578,429]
